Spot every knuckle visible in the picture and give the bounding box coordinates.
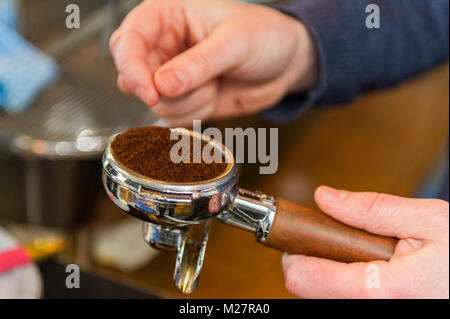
[122,77,136,91]
[116,76,128,93]
[354,192,392,232]
[189,51,211,78]
[121,65,141,89]
[109,30,122,53]
[361,192,388,217]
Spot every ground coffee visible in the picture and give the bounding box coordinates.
[111,127,227,183]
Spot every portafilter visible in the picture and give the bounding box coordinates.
[102,127,398,294]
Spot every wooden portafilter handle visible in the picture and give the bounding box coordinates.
[263,198,398,262]
[220,189,398,263]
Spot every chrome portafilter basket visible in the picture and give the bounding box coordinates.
[102,128,276,294]
[102,127,398,294]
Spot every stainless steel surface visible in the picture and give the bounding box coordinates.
[0,0,157,228]
[0,81,154,158]
[1,0,154,159]
[102,129,237,226]
[0,68,156,227]
[142,221,211,294]
[102,128,236,294]
[174,221,210,294]
[143,223,179,252]
[101,127,280,294]
[102,128,235,293]
[0,149,100,227]
[218,188,276,242]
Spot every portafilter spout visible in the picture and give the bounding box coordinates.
[102,127,398,294]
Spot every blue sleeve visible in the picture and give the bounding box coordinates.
[263,0,449,121]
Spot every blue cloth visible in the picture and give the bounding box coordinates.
[0,0,58,113]
[267,0,449,201]
[0,0,17,29]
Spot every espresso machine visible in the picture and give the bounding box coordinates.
[0,0,152,229]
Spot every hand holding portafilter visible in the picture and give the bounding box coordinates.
[102,127,398,294]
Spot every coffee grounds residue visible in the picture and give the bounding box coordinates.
[111,127,227,183]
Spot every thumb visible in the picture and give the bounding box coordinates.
[154,26,246,97]
[314,186,448,240]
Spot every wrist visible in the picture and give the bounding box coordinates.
[286,20,319,94]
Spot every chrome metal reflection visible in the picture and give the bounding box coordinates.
[102,127,277,294]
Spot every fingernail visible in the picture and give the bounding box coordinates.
[282,252,290,263]
[157,69,185,94]
[320,186,348,201]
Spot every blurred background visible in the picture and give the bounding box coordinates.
[0,0,448,298]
